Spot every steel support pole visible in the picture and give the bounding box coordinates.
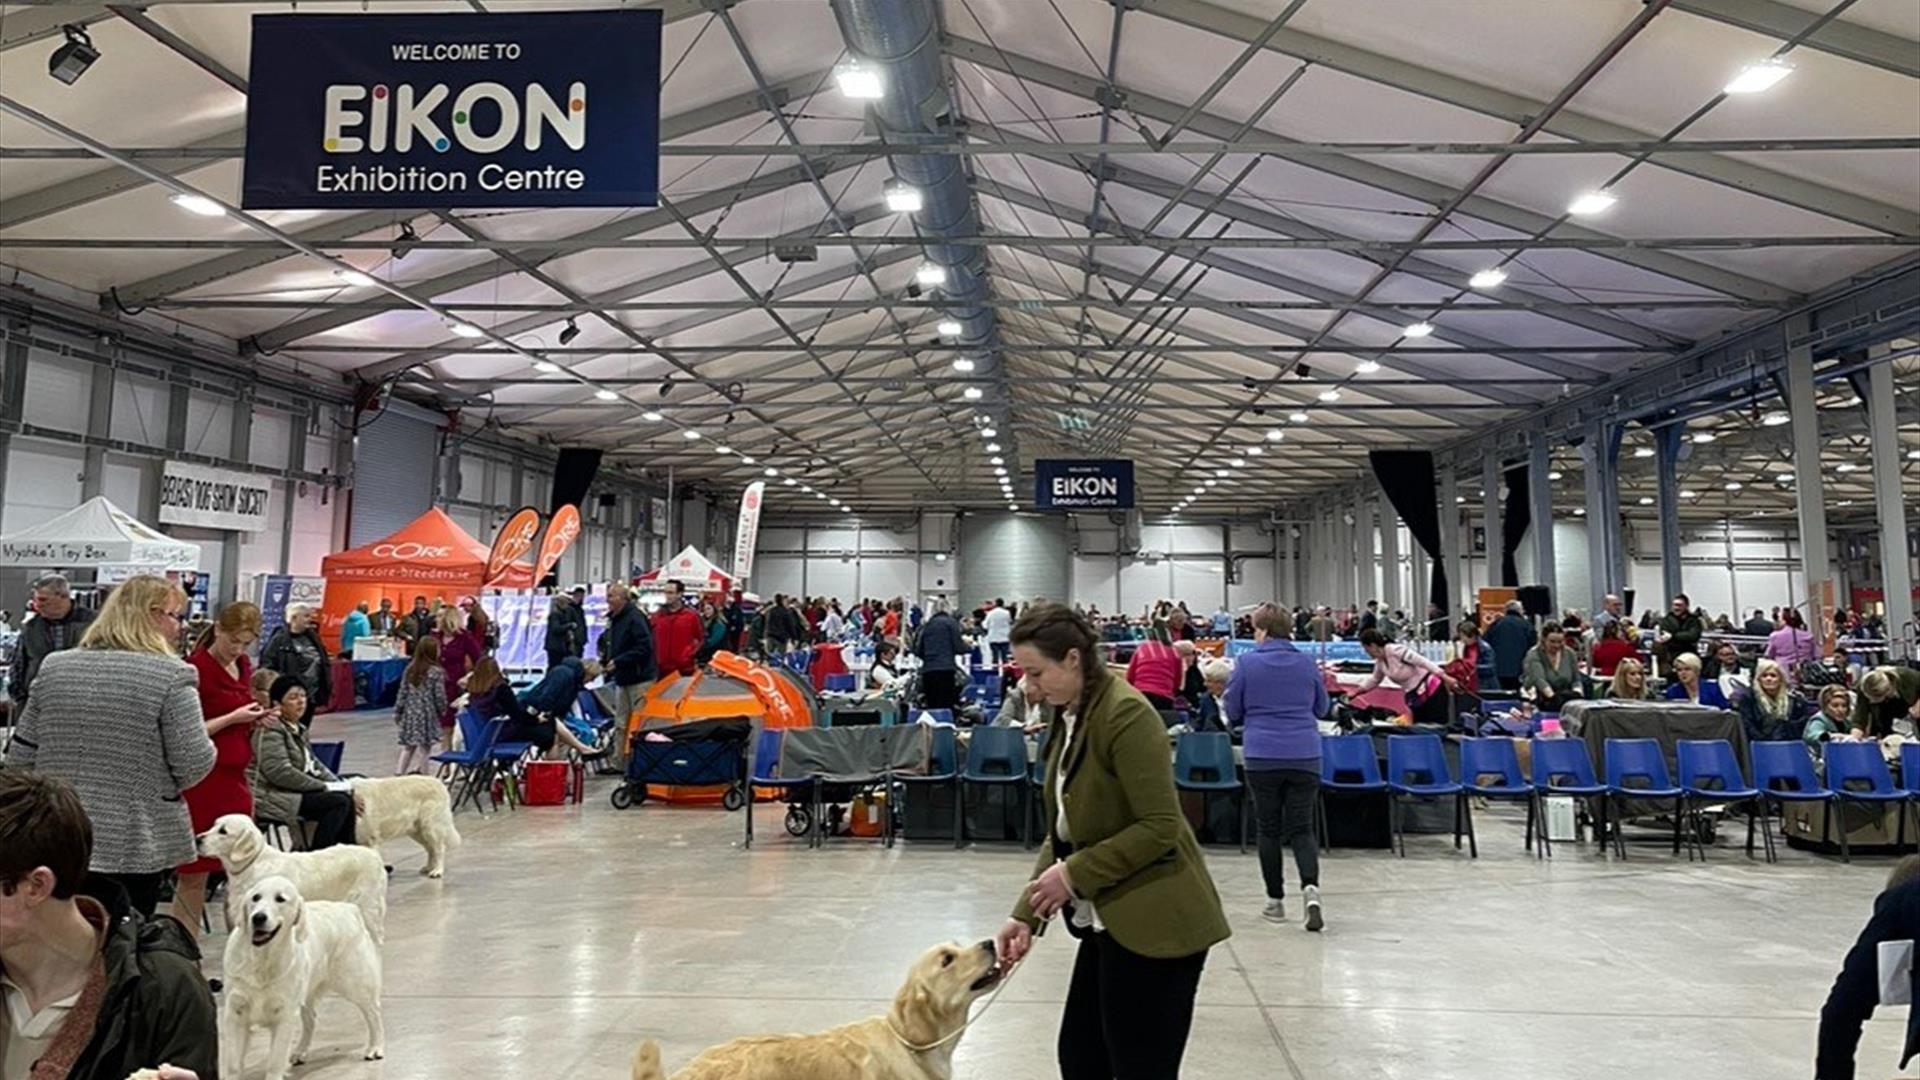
[80,356,113,500]
[220,389,252,608]
[1581,421,1625,616]
[1867,352,1915,657]
[1785,317,1832,622]
[0,319,25,530]
[1355,491,1376,609]
[1655,424,1686,604]
[1529,432,1557,610]
[1481,456,1503,589]
[1437,465,1460,618]
[1378,484,1401,615]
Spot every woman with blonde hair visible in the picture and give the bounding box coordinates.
[1607,658,1652,701]
[1,575,213,916]
[175,601,269,931]
[1663,652,1729,708]
[435,604,484,742]
[1737,658,1811,744]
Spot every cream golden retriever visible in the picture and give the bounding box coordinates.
[347,775,461,878]
[219,875,384,1080]
[631,941,1004,1080]
[198,815,388,943]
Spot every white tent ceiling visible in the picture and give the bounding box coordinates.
[0,0,1915,519]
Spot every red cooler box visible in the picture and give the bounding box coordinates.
[522,761,570,806]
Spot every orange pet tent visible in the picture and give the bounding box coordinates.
[318,508,533,648]
[626,651,814,803]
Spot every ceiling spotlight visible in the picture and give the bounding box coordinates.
[1836,463,1858,473]
[1548,470,1563,480]
[48,24,100,85]
[1204,479,1218,487]
[994,468,1007,477]
[937,319,963,339]
[1214,469,1230,478]
[1573,507,1586,516]
[716,445,733,455]
[1724,481,1743,491]
[962,387,983,401]
[843,506,854,514]
[1692,431,1716,444]
[1193,486,1205,496]
[658,378,674,398]
[682,429,701,440]
[1355,360,1381,374]
[915,264,948,287]
[764,467,778,477]
[985,442,1002,453]
[1230,458,1246,468]
[980,427,997,439]
[741,455,756,465]
[833,58,884,100]
[1567,189,1618,216]
[390,221,419,260]
[1762,411,1790,427]
[533,361,560,373]
[641,410,662,422]
[800,484,813,493]
[1909,449,1920,461]
[1724,58,1793,95]
[1469,267,1508,289]
[169,193,226,218]
[952,357,976,372]
[990,456,1004,465]
[1639,496,1655,505]
[1007,504,1018,512]
[1266,429,1285,443]
[815,491,828,500]
[334,268,374,287]
[783,477,796,486]
[1680,489,1698,498]
[1633,447,1656,458]
[1289,412,1309,423]
[594,389,618,401]
[884,178,923,213]
[1456,496,1467,504]
[1319,389,1341,402]
[449,321,485,339]
[1247,446,1263,456]
[1402,321,1435,339]
[558,318,581,345]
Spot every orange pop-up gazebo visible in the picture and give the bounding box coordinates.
[319,508,533,648]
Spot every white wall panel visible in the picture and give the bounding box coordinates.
[756,556,805,600]
[3,441,83,532]
[1171,559,1226,609]
[1119,559,1170,616]
[959,514,1069,606]
[251,411,292,471]
[285,484,337,577]
[1169,524,1220,550]
[1230,523,1269,549]
[184,391,233,458]
[110,374,165,447]
[807,528,859,552]
[761,527,805,553]
[805,559,857,603]
[1074,555,1120,612]
[24,353,90,433]
[458,457,485,502]
[1229,556,1276,611]
[861,528,914,552]
[861,558,917,604]
[1553,522,1593,617]
[103,457,144,512]
[238,480,289,579]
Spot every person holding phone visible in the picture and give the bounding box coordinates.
[173,601,268,934]
[994,603,1230,1080]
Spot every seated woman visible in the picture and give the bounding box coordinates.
[1521,621,1584,707]
[251,676,356,849]
[995,673,1053,733]
[1590,620,1635,678]
[465,657,608,760]
[1853,666,1920,742]
[1607,658,1653,701]
[1354,629,1459,726]
[1193,658,1235,736]
[1737,658,1811,743]
[869,640,905,690]
[1663,652,1729,709]
[1805,684,1856,750]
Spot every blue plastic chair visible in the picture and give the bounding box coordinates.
[431,710,503,814]
[1318,734,1386,850]
[1174,732,1247,853]
[1384,734,1472,858]
[1460,738,1534,852]
[1602,739,1684,859]
[895,725,964,849]
[1676,739,1769,862]
[1751,740,1837,857]
[963,726,1032,848]
[744,729,821,850]
[1900,741,1920,801]
[310,741,345,776]
[1825,741,1908,863]
[824,673,857,693]
[1530,737,1608,860]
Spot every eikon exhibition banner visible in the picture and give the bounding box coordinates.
[242,10,661,209]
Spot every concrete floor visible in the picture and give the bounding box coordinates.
[205,710,1909,1080]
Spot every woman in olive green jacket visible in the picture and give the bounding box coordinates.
[994,604,1230,1080]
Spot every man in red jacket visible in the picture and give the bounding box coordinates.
[650,580,706,678]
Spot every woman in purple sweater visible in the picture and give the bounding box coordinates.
[1223,604,1330,931]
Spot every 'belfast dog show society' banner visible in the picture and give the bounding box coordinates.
[242,10,661,210]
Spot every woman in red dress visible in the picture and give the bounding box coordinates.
[175,601,268,932]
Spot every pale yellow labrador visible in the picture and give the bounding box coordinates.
[632,941,1004,1080]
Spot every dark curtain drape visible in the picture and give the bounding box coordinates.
[1368,450,1447,624]
[550,447,603,514]
[1501,465,1530,588]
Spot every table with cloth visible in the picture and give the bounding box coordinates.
[354,657,410,708]
[809,643,848,692]
[1324,669,1409,716]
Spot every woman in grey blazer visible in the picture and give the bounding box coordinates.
[3,575,213,916]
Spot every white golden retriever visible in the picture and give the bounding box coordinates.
[631,941,1005,1080]
[348,775,461,878]
[220,875,384,1080]
[198,815,388,943]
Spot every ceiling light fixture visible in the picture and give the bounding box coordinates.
[716,445,733,455]
[1633,447,1655,458]
[558,318,580,345]
[1469,267,1508,289]
[843,505,854,514]
[1724,58,1793,95]
[985,442,1001,453]
[1680,489,1698,498]
[783,477,796,486]
[980,427,997,439]
[884,178,923,213]
[449,321,485,339]
[1909,449,1920,461]
[1692,431,1717,444]
[1573,507,1586,516]
[1402,321,1435,339]
[1230,458,1246,468]
[1205,479,1218,487]
[641,410,662,422]
[1267,429,1285,442]
[952,357,976,372]
[1319,389,1341,402]
[334,268,374,287]
[1567,189,1618,216]
[594,389,617,401]
[937,319,963,338]
[915,264,947,287]
[764,467,779,477]
[994,467,1007,477]
[962,387,983,401]
[1289,412,1308,423]
[1836,463,1858,472]
[1639,496,1655,505]
[1214,469,1230,478]
[1247,446,1263,456]
[989,456,1004,465]
[48,24,101,85]
[533,361,560,373]
[170,193,226,218]
[1548,470,1563,480]
[1724,481,1743,491]
[832,58,884,99]
[681,430,700,440]
[1762,411,1790,427]
[1355,360,1382,374]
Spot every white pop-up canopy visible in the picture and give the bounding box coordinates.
[0,497,201,578]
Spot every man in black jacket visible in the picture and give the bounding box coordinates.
[601,583,655,768]
[1817,858,1920,1079]
[7,574,95,711]
[1656,593,1707,667]
[545,592,583,669]
[1743,608,1777,639]
[0,770,218,1080]
[913,602,966,710]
